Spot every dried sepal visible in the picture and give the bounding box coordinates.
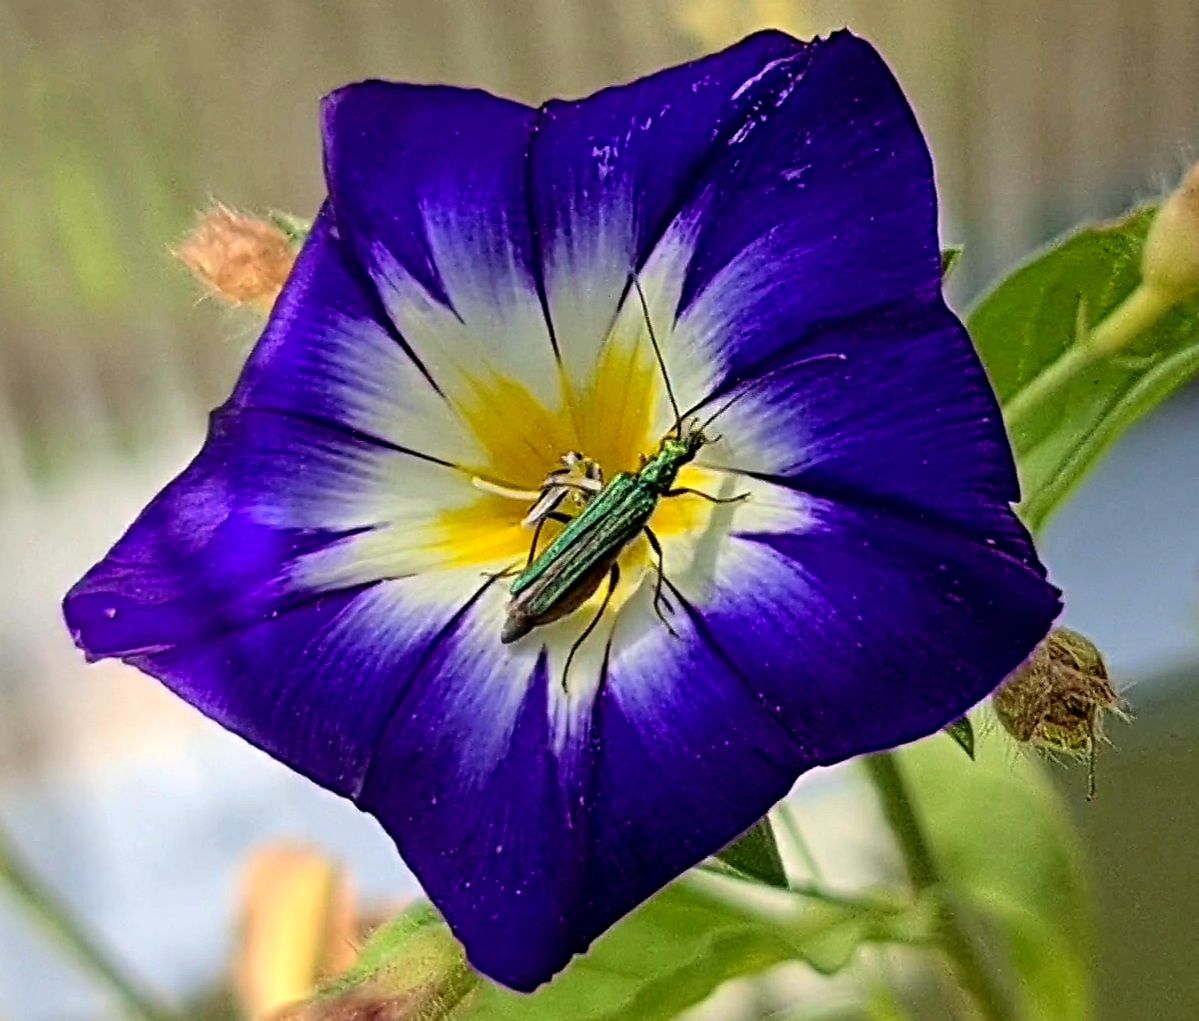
[174,203,299,311]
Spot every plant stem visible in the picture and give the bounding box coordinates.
[1086,282,1174,355]
[774,803,824,879]
[1003,282,1175,438]
[0,824,176,1021]
[864,753,1015,1021]
[785,879,909,917]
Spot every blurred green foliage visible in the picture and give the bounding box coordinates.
[712,818,789,889]
[322,879,935,1021]
[902,727,1093,1021]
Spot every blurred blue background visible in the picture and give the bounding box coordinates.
[1,1,1197,1018]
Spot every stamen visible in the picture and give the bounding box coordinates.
[476,453,606,531]
[522,490,567,527]
[471,476,542,501]
[520,478,603,526]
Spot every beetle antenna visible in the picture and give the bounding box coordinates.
[631,272,683,438]
[696,352,849,432]
[698,390,748,432]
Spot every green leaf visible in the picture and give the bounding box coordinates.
[941,246,962,280]
[901,719,1093,1021]
[968,207,1199,530]
[313,879,932,1021]
[942,716,975,759]
[713,816,788,888]
[463,880,932,1021]
[267,209,312,246]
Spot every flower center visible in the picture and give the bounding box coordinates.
[428,334,717,586]
[470,451,604,527]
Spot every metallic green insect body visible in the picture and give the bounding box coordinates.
[499,273,753,667]
[499,428,707,644]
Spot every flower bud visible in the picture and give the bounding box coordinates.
[174,204,298,311]
[233,844,357,1020]
[992,628,1125,797]
[1141,163,1199,301]
[279,906,479,1021]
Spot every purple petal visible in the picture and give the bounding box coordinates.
[63,219,481,796]
[581,602,805,947]
[231,206,474,466]
[683,495,1060,764]
[697,299,1037,564]
[529,30,809,384]
[321,82,560,406]
[63,407,477,796]
[355,586,585,991]
[667,32,944,383]
[67,544,482,799]
[358,579,805,989]
[322,84,534,314]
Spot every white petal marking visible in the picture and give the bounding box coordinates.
[371,205,562,415]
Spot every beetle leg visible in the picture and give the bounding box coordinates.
[643,527,679,638]
[561,563,620,692]
[664,486,749,504]
[525,511,573,567]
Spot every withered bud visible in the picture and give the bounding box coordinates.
[993,628,1126,798]
[174,204,298,311]
[1141,162,1199,301]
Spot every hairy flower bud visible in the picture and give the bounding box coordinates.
[174,205,298,310]
[280,905,479,1021]
[993,628,1125,797]
[1141,163,1199,301]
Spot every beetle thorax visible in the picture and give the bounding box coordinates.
[641,429,705,492]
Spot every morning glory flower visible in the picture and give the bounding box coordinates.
[63,30,1060,990]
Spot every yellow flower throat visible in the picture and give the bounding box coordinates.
[431,336,716,582]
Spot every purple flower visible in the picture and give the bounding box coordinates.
[63,30,1060,990]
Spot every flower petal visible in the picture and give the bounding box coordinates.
[61,405,490,796]
[321,83,561,413]
[696,298,1036,562]
[668,491,1061,763]
[580,582,806,938]
[526,30,946,424]
[316,467,1056,992]
[666,31,945,388]
[62,218,495,795]
[528,30,809,393]
[233,206,478,468]
[354,585,587,991]
[356,575,804,990]
[67,528,493,798]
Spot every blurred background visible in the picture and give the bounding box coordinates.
[1,1,1197,1018]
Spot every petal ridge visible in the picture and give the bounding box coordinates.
[357,572,502,797]
[236,404,461,472]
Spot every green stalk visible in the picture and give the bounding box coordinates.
[0,824,176,1021]
[864,753,1015,1021]
[774,803,825,879]
[1003,282,1175,437]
